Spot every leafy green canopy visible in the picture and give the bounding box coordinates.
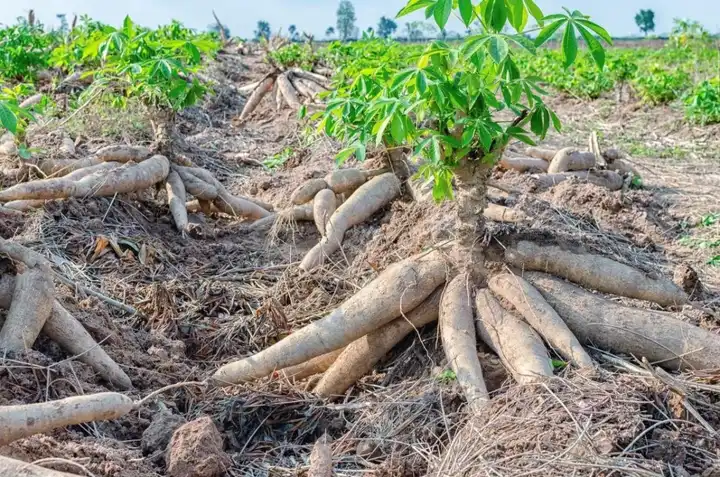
[316,0,610,200]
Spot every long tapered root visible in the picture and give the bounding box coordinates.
[278,349,343,381]
[290,178,329,205]
[0,155,170,202]
[0,275,132,389]
[0,456,83,476]
[499,156,549,173]
[0,392,134,446]
[488,273,593,368]
[166,171,190,234]
[38,145,153,177]
[277,73,302,110]
[313,189,337,236]
[506,241,688,307]
[248,203,314,232]
[484,203,527,223]
[300,173,401,271]
[439,275,489,413]
[547,148,597,173]
[531,170,624,191]
[474,289,553,384]
[526,272,720,371]
[525,147,557,161]
[211,248,447,386]
[0,266,54,352]
[237,76,275,122]
[314,287,443,397]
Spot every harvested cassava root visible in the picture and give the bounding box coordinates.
[236,67,329,122]
[439,276,489,413]
[0,243,131,389]
[505,241,688,307]
[314,287,443,397]
[0,455,83,476]
[0,392,134,446]
[313,189,337,236]
[211,249,447,385]
[527,272,720,371]
[300,173,401,271]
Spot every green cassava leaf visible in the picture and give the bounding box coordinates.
[434,0,452,29]
[561,22,578,67]
[488,36,509,64]
[0,102,17,134]
[524,0,544,26]
[535,19,564,47]
[459,0,474,27]
[576,24,605,69]
[576,19,613,44]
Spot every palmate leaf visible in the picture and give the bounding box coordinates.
[561,22,578,67]
[434,0,452,29]
[397,0,435,17]
[459,0,474,26]
[0,102,18,134]
[576,24,605,70]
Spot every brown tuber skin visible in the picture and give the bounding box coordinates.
[300,173,401,271]
[499,156,549,173]
[506,241,688,307]
[314,287,443,397]
[547,148,597,173]
[211,249,447,385]
[290,178,329,205]
[0,275,132,390]
[488,273,593,368]
[0,456,83,476]
[439,276,489,413]
[279,349,343,381]
[313,189,337,236]
[484,203,527,223]
[166,171,189,233]
[0,266,54,352]
[532,170,624,191]
[474,289,553,384]
[0,392,134,446]
[525,147,556,161]
[527,272,720,371]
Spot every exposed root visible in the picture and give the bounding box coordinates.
[300,173,401,271]
[488,273,594,368]
[290,178,329,205]
[248,203,314,232]
[499,156,549,173]
[314,287,443,398]
[237,75,275,123]
[484,203,527,223]
[313,189,336,236]
[0,455,83,476]
[532,170,624,191]
[525,146,556,161]
[474,289,553,384]
[547,148,596,173]
[505,241,688,307]
[211,248,448,385]
[308,435,333,477]
[0,265,54,352]
[278,349,343,381]
[439,275,489,413]
[166,170,190,235]
[277,73,302,110]
[526,272,720,371]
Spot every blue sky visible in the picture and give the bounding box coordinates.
[1,1,718,38]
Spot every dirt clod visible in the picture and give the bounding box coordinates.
[166,417,230,477]
[142,411,187,455]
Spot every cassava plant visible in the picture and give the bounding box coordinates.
[210,2,718,445]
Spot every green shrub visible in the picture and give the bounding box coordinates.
[632,66,690,105]
[685,78,720,125]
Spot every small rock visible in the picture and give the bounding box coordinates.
[142,411,186,454]
[166,416,231,477]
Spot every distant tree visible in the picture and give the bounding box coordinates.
[377,16,398,38]
[336,0,357,40]
[326,26,335,38]
[288,24,300,41]
[208,22,231,39]
[405,21,424,41]
[56,13,69,34]
[255,20,271,41]
[635,9,655,36]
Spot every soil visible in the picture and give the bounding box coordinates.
[0,50,718,476]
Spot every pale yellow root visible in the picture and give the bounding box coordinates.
[278,349,343,381]
[546,148,597,173]
[4,199,46,211]
[0,155,170,202]
[488,273,594,368]
[278,73,302,109]
[499,156,549,173]
[0,455,82,476]
[525,147,556,161]
[38,157,101,176]
[0,392,134,446]
[532,170,624,191]
[238,76,275,122]
[19,93,44,109]
[290,76,316,99]
[0,275,132,389]
[474,289,553,384]
[274,83,284,110]
[186,200,220,214]
[314,287,443,398]
[505,241,688,307]
[308,436,333,477]
[166,171,189,233]
[248,203,314,231]
[313,189,337,236]
[0,266,54,352]
[290,178,329,205]
[439,276,490,412]
[40,145,153,177]
[176,168,219,200]
[300,173,401,271]
[527,272,720,371]
[211,248,447,385]
[484,203,527,223]
[296,77,325,95]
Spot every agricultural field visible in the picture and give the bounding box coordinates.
[0,2,719,476]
